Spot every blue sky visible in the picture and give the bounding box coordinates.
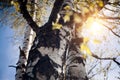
[0,7,22,80]
[0,26,19,80]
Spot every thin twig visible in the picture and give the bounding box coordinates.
[102,24,120,38]
[104,7,118,12]
[9,65,16,68]
[98,16,120,20]
[88,63,97,75]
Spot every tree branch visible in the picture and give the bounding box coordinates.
[87,60,98,75]
[92,53,120,68]
[104,7,118,12]
[18,0,39,33]
[48,0,64,23]
[98,16,120,20]
[102,24,120,38]
[38,0,73,32]
[9,65,16,68]
[107,1,120,6]
[38,0,65,31]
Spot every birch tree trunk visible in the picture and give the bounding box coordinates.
[17,0,88,80]
[15,0,37,80]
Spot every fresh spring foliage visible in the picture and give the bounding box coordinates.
[10,0,105,59]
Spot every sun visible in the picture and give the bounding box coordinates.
[85,17,104,35]
[90,21,103,33]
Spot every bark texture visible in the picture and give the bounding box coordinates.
[15,0,36,80]
[17,0,88,80]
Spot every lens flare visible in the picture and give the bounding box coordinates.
[89,21,104,34]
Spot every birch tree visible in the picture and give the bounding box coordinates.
[10,0,120,80]
[15,0,37,80]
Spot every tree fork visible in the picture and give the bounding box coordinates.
[17,0,88,80]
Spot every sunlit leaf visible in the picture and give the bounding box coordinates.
[83,37,89,43]
[86,17,94,28]
[74,13,82,23]
[63,14,70,22]
[80,37,93,58]
[98,1,103,7]
[80,43,92,56]
[11,1,20,12]
[83,54,87,59]
[82,7,89,14]
[89,4,94,11]
[93,39,101,44]
[52,22,62,30]
[80,43,86,52]
[64,5,71,10]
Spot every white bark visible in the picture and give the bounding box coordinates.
[15,0,37,80]
[22,26,34,63]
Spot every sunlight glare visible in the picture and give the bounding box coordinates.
[89,21,104,34]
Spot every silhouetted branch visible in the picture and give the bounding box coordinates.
[92,53,120,68]
[18,0,39,33]
[87,61,98,75]
[88,65,107,79]
[98,16,120,20]
[48,0,64,23]
[88,55,118,79]
[102,24,120,38]
[89,72,98,79]
[37,0,65,32]
[107,1,120,6]
[9,65,16,68]
[104,7,118,12]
